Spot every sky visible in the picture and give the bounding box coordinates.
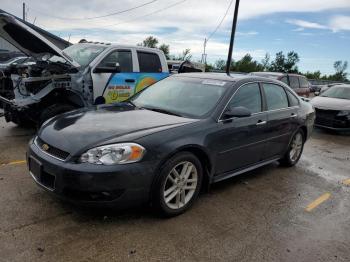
[2,0,350,74]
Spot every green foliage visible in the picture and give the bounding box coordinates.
[303,61,348,81]
[139,36,192,61]
[304,71,322,80]
[171,48,192,61]
[140,36,159,48]
[261,53,271,71]
[232,54,264,73]
[270,51,299,73]
[158,44,170,59]
[332,60,348,81]
[214,59,226,70]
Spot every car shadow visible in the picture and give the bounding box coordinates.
[53,162,282,222]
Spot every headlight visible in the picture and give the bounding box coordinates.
[79,143,145,165]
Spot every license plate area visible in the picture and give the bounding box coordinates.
[29,157,55,191]
[29,157,41,181]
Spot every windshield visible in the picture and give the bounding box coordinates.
[320,86,350,100]
[49,44,106,67]
[130,77,229,118]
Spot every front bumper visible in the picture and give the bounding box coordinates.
[27,140,157,208]
[314,108,350,131]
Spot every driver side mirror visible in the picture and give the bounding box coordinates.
[314,91,320,96]
[93,62,121,73]
[223,106,252,119]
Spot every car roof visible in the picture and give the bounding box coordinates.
[171,72,249,81]
[171,72,285,85]
[251,72,284,76]
[73,43,163,52]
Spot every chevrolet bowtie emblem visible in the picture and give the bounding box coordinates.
[42,144,49,151]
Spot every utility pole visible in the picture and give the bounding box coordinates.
[22,2,26,21]
[226,0,240,75]
[201,38,207,66]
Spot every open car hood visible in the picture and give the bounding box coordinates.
[0,13,80,68]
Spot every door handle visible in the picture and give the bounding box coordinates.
[125,79,135,83]
[256,120,267,126]
[290,113,298,118]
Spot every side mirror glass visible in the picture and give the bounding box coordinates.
[314,91,320,96]
[223,106,252,119]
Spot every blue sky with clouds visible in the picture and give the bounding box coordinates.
[2,0,350,74]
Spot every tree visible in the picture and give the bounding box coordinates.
[261,53,270,71]
[214,59,226,71]
[159,44,170,59]
[270,51,300,73]
[304,71,321,80]
[140,36,159,48]
[172,49,192,61]
[233,54,264,73]
[332,60,348,81]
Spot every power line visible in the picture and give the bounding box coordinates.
[29,0,158,20]
[93,0,188,28]
[207,0,234,41]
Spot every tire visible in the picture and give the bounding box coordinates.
[279,129,305,167]
[153,152,203,217]
[39,104,76,126]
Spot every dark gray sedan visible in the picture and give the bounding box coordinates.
[27,73,315,216]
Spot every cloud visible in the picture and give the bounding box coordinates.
[287,16,350,32]
[329,15,350,32]
[287,19,328,30]
[236,31,259,36]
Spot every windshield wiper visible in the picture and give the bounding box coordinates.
[141,106,183,117]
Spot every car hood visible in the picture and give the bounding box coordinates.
[38,106,198,156]
[0,13,80,68]
[311,96,350,110]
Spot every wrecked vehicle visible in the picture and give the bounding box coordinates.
[0,13,170,125]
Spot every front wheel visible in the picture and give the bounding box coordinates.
[279,129,305,167]
[153,152,203,217]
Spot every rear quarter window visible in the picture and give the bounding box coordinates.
[287,90,300,106]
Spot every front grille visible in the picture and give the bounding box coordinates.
[315,108,340,127]
[35,137,70,161]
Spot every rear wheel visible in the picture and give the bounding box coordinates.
[153,152,203,217]
[279,129,305,167]
[39,104,76,126]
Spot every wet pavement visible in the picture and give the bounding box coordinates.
[0,118,349,262]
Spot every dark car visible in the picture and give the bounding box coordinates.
[311,84,350,131]
[27,73,315,216]
[251,72,311,97]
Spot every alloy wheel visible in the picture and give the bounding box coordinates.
[289,132,303,162]
[163,161,198,210]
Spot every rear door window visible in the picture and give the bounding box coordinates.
[137,51,162,73]
[263,83,289,110]
[228,83,262,114]
[289,76,300,89]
